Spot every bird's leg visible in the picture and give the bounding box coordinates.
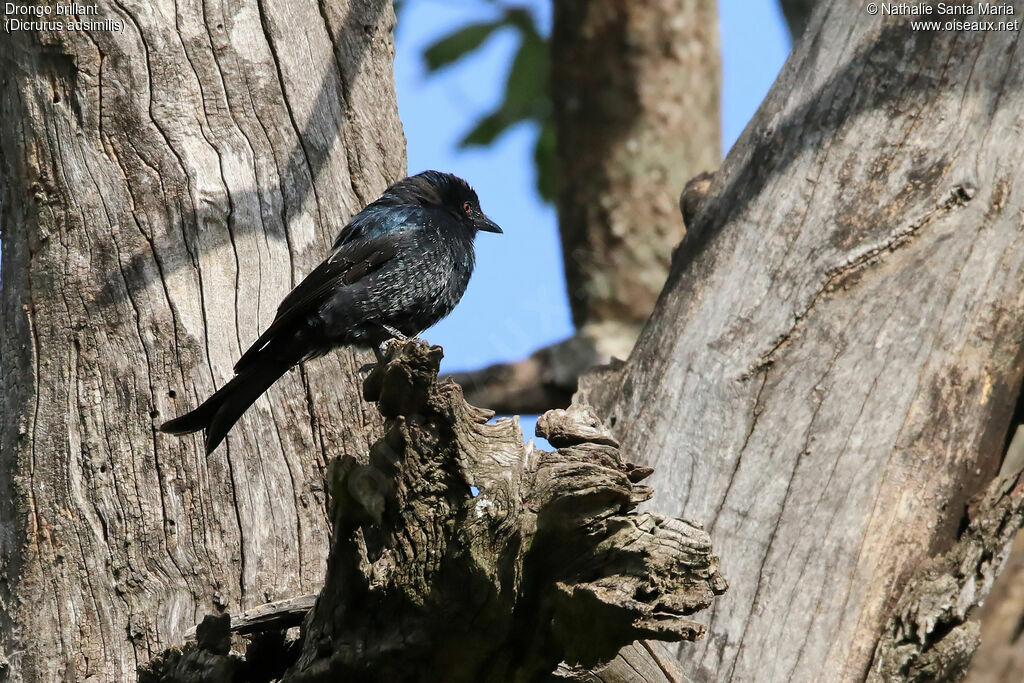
[380,323,428,355]
[380,324,431,346]
[367,325,428,371]
[380,324,409,342]
[356,326,407,375]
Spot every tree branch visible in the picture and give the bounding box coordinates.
[444,321,640,415]
[592,3,1024,678]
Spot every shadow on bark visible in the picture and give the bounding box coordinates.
[94,0,392,308]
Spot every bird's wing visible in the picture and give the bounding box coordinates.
[233,231,407,372]
[331,204,429,250]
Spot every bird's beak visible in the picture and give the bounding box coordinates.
[476,214,503,234]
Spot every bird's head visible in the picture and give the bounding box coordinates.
[390,170,503,235]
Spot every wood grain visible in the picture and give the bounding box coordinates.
[141,342,726,681]
[0,1,404,679]
[595,3,1024,680]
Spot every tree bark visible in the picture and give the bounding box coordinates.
[965,426,1024,683]
[140,343,727,682]
[552,0,720,331]
[0,1,404,679]
[452,0,721,415]
[587,3,1024,680]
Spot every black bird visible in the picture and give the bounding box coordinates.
[160,170,502,454]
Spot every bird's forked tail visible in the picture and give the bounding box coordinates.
[159,358,290,454]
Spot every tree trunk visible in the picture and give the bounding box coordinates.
[451,0,721,415]
[965,426,1024,683]
[552,0,720,332]
[0,1,404,679]
[586,2,1024,680]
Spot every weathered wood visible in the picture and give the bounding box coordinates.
[554,641,686,682]
[593,3,1024,680]
[0,1,404,679]
[290,342,726,681]
[183,593,317,640]
[965,427,1024,683]
[143,343,727,681]
[870,455,1024,681]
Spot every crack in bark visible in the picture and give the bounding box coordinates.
[729,362,832,680]
[254,0,326,233]
[743,184,976,381]
[709,371,768,538]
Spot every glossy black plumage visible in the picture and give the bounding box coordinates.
[160,170,502,454]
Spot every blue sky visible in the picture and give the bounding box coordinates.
[393,0,791,437]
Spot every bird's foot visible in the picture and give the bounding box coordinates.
[379,335,427,355]
[372,336,429,369]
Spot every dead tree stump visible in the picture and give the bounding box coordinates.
[142,342,726,681]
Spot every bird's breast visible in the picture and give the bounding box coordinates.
[417,236,474,322]
[362,231,475,338]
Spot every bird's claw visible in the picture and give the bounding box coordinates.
[379,336,425,355]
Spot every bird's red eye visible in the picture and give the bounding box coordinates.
[463,201,473,215]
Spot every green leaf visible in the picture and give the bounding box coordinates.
[418,4,556,203]
[423,22,501,72]
[502,7,540,38]
[502,33,548,117]
[459,31,549,148]
[459,108,527,147]
[533,117,557,202]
